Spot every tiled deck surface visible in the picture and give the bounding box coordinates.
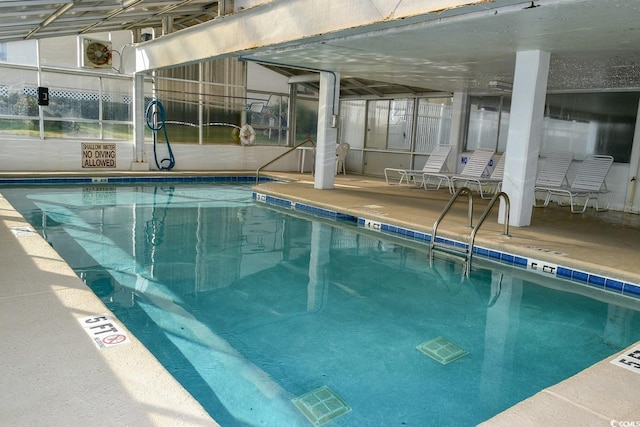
[1,171,639,426]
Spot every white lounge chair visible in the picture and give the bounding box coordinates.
[450,154,504,199]
[534,152,574,207]
[537,154,614,213]
[384,145,452,189]
[448,148,496,195]
[336,142,350,175]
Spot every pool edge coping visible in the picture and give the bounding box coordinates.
[252,189,640,302]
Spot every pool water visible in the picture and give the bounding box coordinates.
[3,183,639,426]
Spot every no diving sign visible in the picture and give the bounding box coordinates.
[82,143,116,168]
[610,345,640,375]
[78,315,130,349]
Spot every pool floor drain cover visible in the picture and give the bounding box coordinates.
[417,336,468,364]
[292,385,351,426]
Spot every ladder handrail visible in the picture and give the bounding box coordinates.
[430,187,510,276]
[468,191,510,266]
[430,186,474,253]
[256,138,316,184]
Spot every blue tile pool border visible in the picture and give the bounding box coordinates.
[0,175,277,186]
[254,190,640,301]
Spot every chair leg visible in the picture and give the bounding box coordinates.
[570,194,589,213]
[533,190,551,207]
[478,184,487,199]
[448,180,456,194]
[595,192,612,211]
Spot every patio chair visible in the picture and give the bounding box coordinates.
[336,142,350,175]
[450,154,504,199]
[533,152,574,207]
[538,154,614,213]
[384,145,452,189]
[447,148,496,195]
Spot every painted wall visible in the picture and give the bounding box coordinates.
[0,139,299,172]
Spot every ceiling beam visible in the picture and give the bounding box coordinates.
[25,1,74,39]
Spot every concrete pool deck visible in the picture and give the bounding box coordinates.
[0,171,638,426]
[0,193,218,426]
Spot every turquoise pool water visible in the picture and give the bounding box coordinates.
[2,182,639,426]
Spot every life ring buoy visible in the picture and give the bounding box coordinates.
[239,124,256,146]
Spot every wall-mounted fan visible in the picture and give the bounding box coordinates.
[82,38,112,69]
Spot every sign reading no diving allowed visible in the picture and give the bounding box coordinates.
[82,143,116,168]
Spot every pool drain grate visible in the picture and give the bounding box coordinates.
[417,336,468,364]
[292,385,351,426]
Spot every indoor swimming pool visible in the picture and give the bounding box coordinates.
[2,182,639,427]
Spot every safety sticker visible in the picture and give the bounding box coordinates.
[78,315,131,350]
[10,226,36,237]
[610,345,640,375]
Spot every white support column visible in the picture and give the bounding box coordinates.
[624,98,640,213]
[500,50,550,227]
[447,91,468,173]
[306,222,331,312]
[314,71,340,189]
[130,73,149,170]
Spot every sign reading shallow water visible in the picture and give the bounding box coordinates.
[610,345,640,375]
[82,143,116,168]
[78,315,130,349]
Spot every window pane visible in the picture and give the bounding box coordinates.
[365,100,389,149]
[467,93,635,162]
[0,118,39,137]
[466,96,509,152]
[40,36,78,68]
[542,93,637,162]
[102,122,132,140]
[102,78,132,123]
[41,72,100,120]
[247,93,288,146]
[415,97,453,153]
[296,97,318,143]
[0,68,39,138]
[43,120,100,139]
[387,99,413,150]
[339,100,365,149]
[0,40,37,66]
[0,68,39,118]
[151,73,244,145]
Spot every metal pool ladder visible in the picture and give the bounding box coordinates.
[430,187,511,275]
[256,137,315,184]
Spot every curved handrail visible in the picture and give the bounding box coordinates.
[255,137,316,184]
[468,191,510,267]
[430,187,474,252]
